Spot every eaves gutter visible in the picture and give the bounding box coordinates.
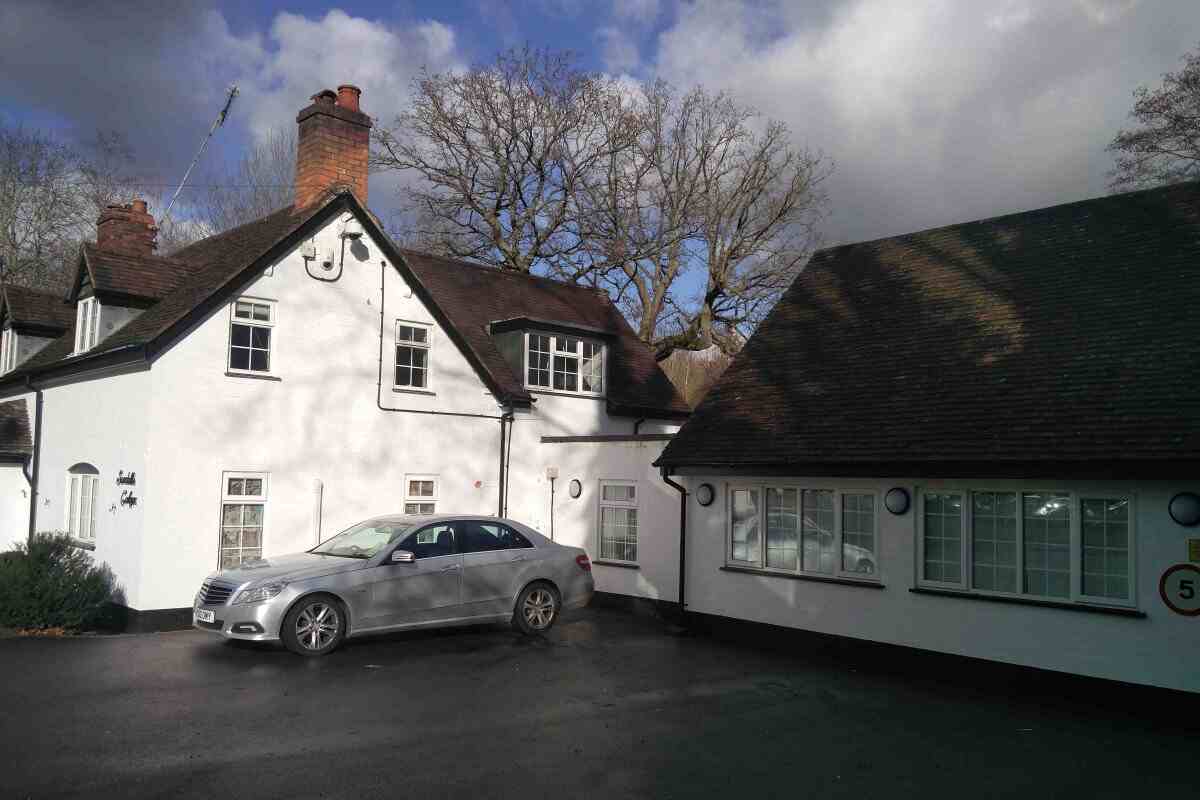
[0,343,147,393]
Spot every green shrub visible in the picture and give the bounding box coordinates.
[0,532,119,630]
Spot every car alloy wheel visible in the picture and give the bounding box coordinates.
[295,601,340,651]
[522,587,556,631]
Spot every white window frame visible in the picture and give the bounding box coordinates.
[74,296,101,354]
[0,325,16,374]
[522,331,605,397]
[219,471,268,569]
[393,320,433,392]
[227,297,276,376]
[404,474,438,516]
[597,480,638,564]
[65,463,100,542]
[726,484,881,582]
[915,486,1137,609]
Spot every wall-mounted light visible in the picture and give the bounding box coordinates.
[1169,492,1200,527]
[568,479,582,499]
[885,487,911,515]
[695,483,715,507]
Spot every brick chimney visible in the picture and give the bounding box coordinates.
[96,199,158,256]
[295,84,372,209]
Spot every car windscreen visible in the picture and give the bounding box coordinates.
[311,520,414,559]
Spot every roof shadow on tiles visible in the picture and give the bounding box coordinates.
[659,181,1200,478]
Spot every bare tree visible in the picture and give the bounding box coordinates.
[372,47,640,273]
[373,47,828,358]
[572,83,828,357]
[1108,43,1200,191]
[194,128,296,235]
[0,122,89,290]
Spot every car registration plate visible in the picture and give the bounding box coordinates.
[194,608,215,624]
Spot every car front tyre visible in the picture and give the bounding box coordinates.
[513,582,560,635]
[281,595,346,657]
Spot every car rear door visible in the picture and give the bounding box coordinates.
[361,522,463,629]
[459,521,536,618]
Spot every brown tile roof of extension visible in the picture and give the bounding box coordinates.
[0,398,31,460]
[0,192,688,419]
[0,284,73,333]
[658,181,1200,477]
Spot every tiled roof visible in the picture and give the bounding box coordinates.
[1,285,73,332]
[0,399,31,459]
[80,244,205,301]
[401,250,690,417]
[658,181,1200,472]
[0,193,688,418]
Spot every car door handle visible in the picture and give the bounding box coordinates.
[441,563,462,573]
[510,555,527,562]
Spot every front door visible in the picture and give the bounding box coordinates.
[363,522,462,629]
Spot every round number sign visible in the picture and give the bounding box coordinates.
[1159,564,1200,616]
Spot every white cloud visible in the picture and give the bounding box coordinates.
[597,26,642,74]
[650,0,1200,244]
[235,9,463,144]
[614,0,661,23]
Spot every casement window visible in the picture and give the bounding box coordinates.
[74,297,101,353]
[220,472,266,568]
[0,326,16,374]
[524,332,604,396]
[597,481,638,562]
[66,463,100,542]
[228,298,274,374]
[728,485,878,579]
[404,475,437,515]
[917,489,1135,607]
[394,321,431,390]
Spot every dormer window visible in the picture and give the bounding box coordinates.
[524,332,604,396]
[74,297,101,353]
[0,325,16,374]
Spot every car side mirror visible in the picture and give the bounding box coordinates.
[391,550,415,564]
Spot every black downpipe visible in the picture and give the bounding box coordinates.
[374,260,511,513]
[660,466,688,617]
[26,378,43,544]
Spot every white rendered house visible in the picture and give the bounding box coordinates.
[656,182,1200,694]
[0,85,689,624]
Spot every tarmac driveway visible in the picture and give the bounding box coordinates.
[0,607,1193,799]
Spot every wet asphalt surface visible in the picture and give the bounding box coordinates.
[0,607,1194,800]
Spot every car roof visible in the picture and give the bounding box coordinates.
[364,514,552,544]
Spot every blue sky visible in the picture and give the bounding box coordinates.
[3,1,1200,251]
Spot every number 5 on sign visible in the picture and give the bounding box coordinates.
[1159,564,1200,616]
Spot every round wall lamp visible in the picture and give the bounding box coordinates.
[1168,492,1200,527]
[568,479,583,499]
[695,483,716,507]
[884,487,911,515]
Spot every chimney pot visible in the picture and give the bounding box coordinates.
[295,84,372,209]
[97,197,157,256]
[336,84,362,112]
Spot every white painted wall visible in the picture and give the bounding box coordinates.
[31,369,150,608]
[16,333,56,368]
[98,304,143,344]
[0,463,29,549]
[0,210,688,614]
[512,438,681,602]
[681,474,1200,693]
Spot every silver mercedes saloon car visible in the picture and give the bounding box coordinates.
[193,514,594,656]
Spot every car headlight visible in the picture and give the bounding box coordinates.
[232,582,287,605]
